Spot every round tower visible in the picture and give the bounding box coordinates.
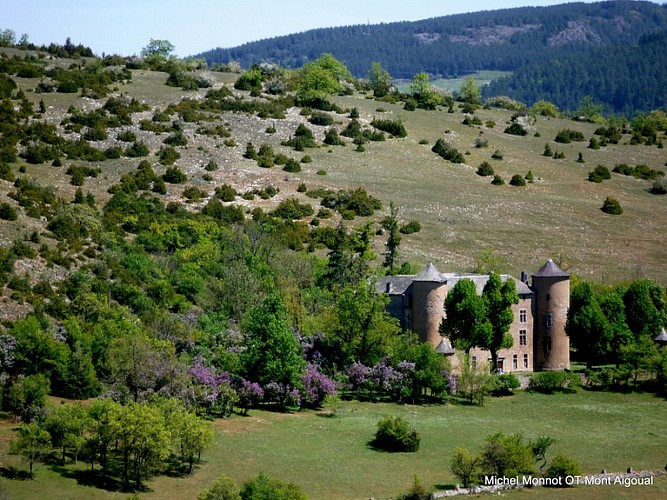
[411,263,448,347]
[531,259,570,371]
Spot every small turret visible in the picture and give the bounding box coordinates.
[532,259,570,371]
[412,263,448,347]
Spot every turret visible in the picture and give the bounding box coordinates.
[532,259,570,371]
[411,263,447,347]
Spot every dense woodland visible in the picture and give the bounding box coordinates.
[198,1,667,116]
[0,17,665,497]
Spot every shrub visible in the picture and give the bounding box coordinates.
[183,186,207,202]
[301,155,313,163]
[162,167,187,184]
[476,161,494,177]
[504,122,527,136]
[400,220,421,234]
[282,124,317,150]
[324,128,344,146]
[529,371,579,393]
[432,139,464,163]
[0,202,18,221]
[525,170,534,183]
[198,474,240,500]
[371,416,420,452]
[125,141,149,157]
[491,175,504,185]
[491,149,504,160]
[553,151,565,159]
[371,118,407,138]
[555,129,585,143]
[463,115,483,126]
[159,146,181,165]
[152,178,167,194]
[397,475,432,500]
[651,177,667,194]
[588,165,611,183]
[450,447,480,487]
[272,198,314,220]
[308,111,334,126]
[473,136,488,148]
[601,196,623,215]
[509,174,526,187]
[240,473,307,500]
[215,184,237,201]
[282,158,301,173]
[163,131,188,147]
[204,160,219,172]
[480,432,535,478]
[545,455,581,487]
[490,373,520,395]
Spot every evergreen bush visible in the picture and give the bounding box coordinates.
[371,416,420,452]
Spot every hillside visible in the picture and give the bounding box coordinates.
[197,1,667,115]
[0,45,665,326]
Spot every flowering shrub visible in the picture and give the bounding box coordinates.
[236,379,264,415]
[301,363,336,408]
[189,364,237,417]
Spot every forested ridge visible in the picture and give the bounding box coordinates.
[198,1,667,116]
[485,30,667,116]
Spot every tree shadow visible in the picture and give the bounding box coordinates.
[0,466,32,480]
[49,465,126,492]
[160,455,194,478]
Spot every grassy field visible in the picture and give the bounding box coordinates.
[395,71,513,93]
[0,390,665,499]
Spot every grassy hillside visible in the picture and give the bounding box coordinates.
[1,52,666,317]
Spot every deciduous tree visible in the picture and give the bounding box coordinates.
[10,423,51,478]
[481,273,519,371]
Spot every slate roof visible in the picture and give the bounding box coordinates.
[655,328,667,344]
[532,259,570,278]
[435,338,456,355]
[376,263,534,296]
[413,262,446,282]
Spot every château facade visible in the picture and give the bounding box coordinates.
[376,259,570,373]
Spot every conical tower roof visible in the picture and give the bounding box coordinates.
[532,259,570,278]
[414,262,445,282]
[655,328,667,344]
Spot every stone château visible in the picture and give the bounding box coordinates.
[376,259,570,373]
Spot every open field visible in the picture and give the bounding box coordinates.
[0,390,665,499]
[395,71,513,93]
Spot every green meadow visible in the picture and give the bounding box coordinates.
[1,390,665,499]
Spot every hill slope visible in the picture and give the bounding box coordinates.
[197,1,667,115]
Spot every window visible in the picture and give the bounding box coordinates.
[519,309,527,323]
[472,356,477,370]
[513,354,518,370]
[544,337,552,357]
[545,314,553,329]
[545,293,550,301]
[523,354,529,369]
[519,329,527,346]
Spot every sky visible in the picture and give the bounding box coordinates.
[1,0,636,57]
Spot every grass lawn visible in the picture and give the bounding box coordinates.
[1,390,665,499]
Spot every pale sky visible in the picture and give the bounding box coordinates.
[1,0,637,57]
